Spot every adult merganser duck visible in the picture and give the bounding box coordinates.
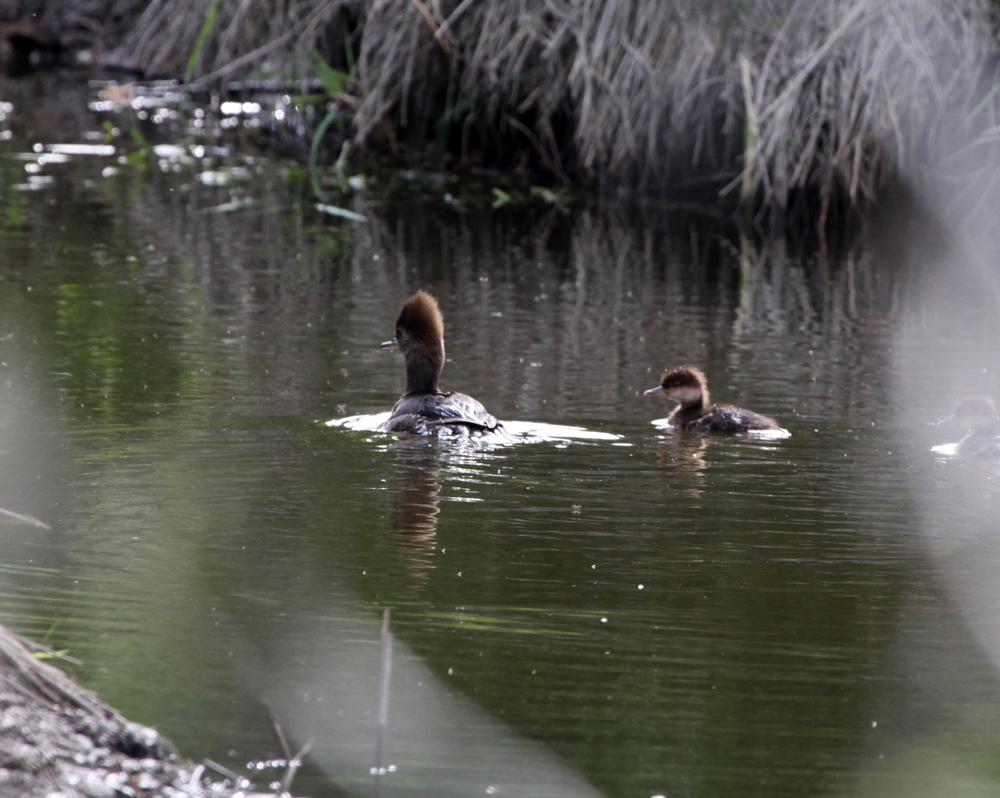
[937,397,1000,458]
[644,365,781,433]
[380,291,502,435]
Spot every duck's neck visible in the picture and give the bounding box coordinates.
[668,388,708,425]
[403,345,444,395]
[673,386,708,411]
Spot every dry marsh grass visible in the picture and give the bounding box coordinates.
[357,0,1000,216]
[111,0,356,82]
[40,0,1000,218]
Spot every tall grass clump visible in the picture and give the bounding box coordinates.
[355,0,1000,219]
[736,0,1000,222]
[106,0,1000,221]
[114,0,359,83]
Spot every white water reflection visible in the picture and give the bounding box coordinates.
[327,414,621,443]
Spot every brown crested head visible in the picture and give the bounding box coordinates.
[644,365,709,406]
[660,365,706,392]
[663,366,709,405]
[389,291,446,395]
[395,291,444,347]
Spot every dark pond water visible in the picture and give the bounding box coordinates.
[2,73,1000,798]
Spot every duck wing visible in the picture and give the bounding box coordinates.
[684,404,779,433]
[385,392,501,434]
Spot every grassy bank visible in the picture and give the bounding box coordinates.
[22,0,1000,227]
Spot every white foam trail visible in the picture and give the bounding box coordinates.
[326,415,621,443]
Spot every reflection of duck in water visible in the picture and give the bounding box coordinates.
[381,291,502,435]
[652,433,710,501]
[937,397,1000,458]
[387,445,442,579]
[644,365,781,433]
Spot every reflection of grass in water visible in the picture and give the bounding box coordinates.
[394,607,646,637]
[400,611,588,637]
[4,192,22,228]
[0,563,61,578]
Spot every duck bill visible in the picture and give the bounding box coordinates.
[644,385,667,397]
[381,338,398,350]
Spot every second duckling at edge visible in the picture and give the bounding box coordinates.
[381,291,502,435]
[644,365,781,433]
[937,396,1000,458]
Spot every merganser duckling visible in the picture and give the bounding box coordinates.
[381,291,501,435]
[644,365,781,433]
[937,397,1000,458]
